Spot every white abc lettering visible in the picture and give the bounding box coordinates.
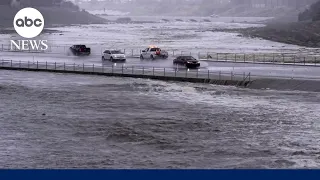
[29,40,41,50]
[40,40,48,51]
[13,8,44,38]
[10,40,49,51]
[10,40,21,50]
[21,40,29,50]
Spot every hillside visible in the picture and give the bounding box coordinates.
[299,0,320,21]
[0,5,107,28]
[242,22,320,47]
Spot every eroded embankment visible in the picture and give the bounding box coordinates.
[210,21,320,48]
[248,78,320,92]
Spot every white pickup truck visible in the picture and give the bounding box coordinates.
[140,46,169,60]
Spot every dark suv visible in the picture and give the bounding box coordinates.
[69,45,91,56]
[173,56,200,68]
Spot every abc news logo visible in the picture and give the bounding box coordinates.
[11,7,48,51]
[15,17,43,28]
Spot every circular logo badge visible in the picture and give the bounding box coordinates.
[13,7,44,39]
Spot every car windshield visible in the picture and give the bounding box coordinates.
[111,51,123,54]
[183,56,196,60]
[150,48,160,52]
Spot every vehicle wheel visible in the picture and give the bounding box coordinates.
[110,57,114,62]
[140,55,144,59]
[102,56,105,60]
[150,55,154,60]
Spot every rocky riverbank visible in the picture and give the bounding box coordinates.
[211,21,320,48]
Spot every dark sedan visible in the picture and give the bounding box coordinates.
[173,56,200,68]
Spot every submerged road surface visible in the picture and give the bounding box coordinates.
[0,70,320,168]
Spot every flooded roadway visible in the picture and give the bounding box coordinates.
[0,70,320,168]
[1,18,320,169]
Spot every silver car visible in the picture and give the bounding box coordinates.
[102,50,126,62]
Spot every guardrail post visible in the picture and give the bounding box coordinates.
[55,62,56,70]
[235,54,236,62]
[282,54,285,63]
[207,70,210,79]
[11,60,12,67]
[142,67,144,75]
[64,63,65,70]
[37,61,38,69]
[244,54,246,63]
[185,69,188,78]
[28,61,29,68]
[273,54,275,63]
[73,63,75,71]
[293,56,296,65]
[164,68,166,77]
[93,64,95,72]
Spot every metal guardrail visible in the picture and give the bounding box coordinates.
[0,60,252,83]
[1,44,319,66]
[0,60,320,86]
[198,52,320,66]
[1,60,320,82]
